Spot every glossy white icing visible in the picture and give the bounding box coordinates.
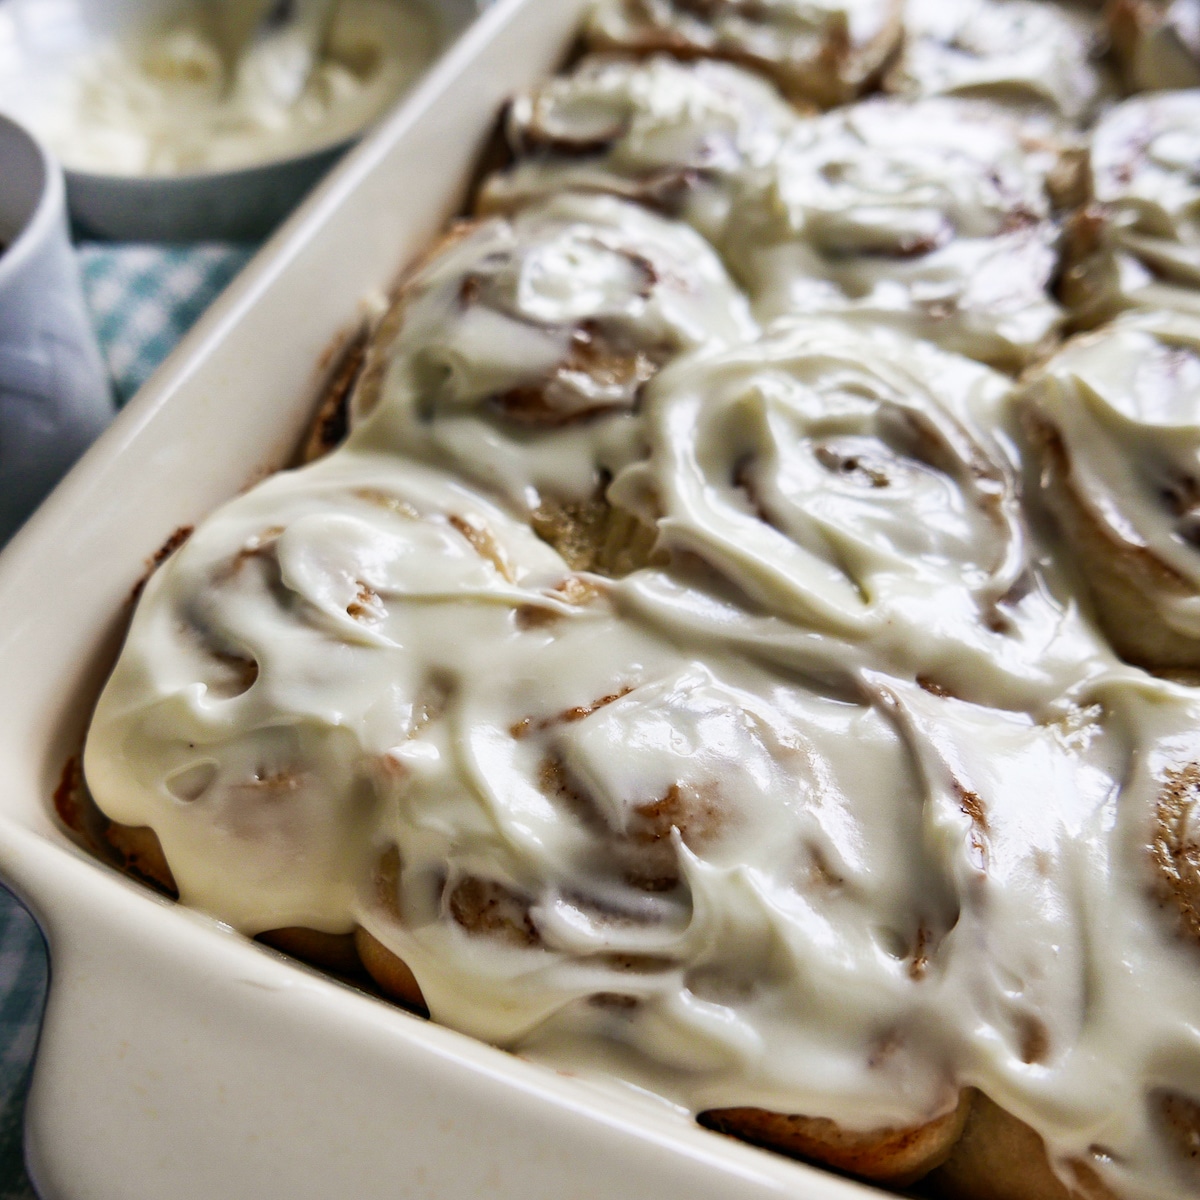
[885,0,1107,123]
[1088,91,1200,315]
[15,0,440,175]
[349,192,757,512]
[722,97,1066,369]
[610,317,1110,706]
[478,54,798,245]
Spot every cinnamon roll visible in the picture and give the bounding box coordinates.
[1016,308,1200,671]
[610,317,1106,703]
[338,191,757,573]
[884,0,1109,125]
[82,452,595,931]
[584,0,904,108]
[1060,91,1200,327]
[720,97,1070,370]
[476,53,797,247]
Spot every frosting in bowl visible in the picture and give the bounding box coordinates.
[10,0,441,176]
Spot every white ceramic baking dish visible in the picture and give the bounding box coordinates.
[0,2,883,1196]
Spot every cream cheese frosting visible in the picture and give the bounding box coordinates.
[1017,309,1200,648]
[477,54,798,247]
[609,317,1110,706]
[11,0,440,176]
[348,192,758,514]
[883,0,1108,124]
[720,97,1067,369]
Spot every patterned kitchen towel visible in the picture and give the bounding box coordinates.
[79,243,256,407]
[0,890,45,1200]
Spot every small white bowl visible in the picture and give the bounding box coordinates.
[0,112,111,545]
[0,0,482,242]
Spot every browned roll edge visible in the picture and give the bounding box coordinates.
[257,927,364,976]
[354,927,428,1012]
[1021,407,1200,672]
[302,221,486,466]
[928,1090,1115,1200]
[54,755,178,897]
[701,1088,973,1187]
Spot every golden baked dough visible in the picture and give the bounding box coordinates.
[1018,311,1200,671]
[929,1092,1115,1200]
[528,494,661,576]
[355,929,427,1010]
[257,927,363,975]
[701,1090,973,1186]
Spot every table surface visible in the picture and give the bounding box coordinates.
[0,241,254,1197]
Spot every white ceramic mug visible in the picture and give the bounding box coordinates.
[0,112,112,547]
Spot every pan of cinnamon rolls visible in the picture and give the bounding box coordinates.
[68,1,1200,1198]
